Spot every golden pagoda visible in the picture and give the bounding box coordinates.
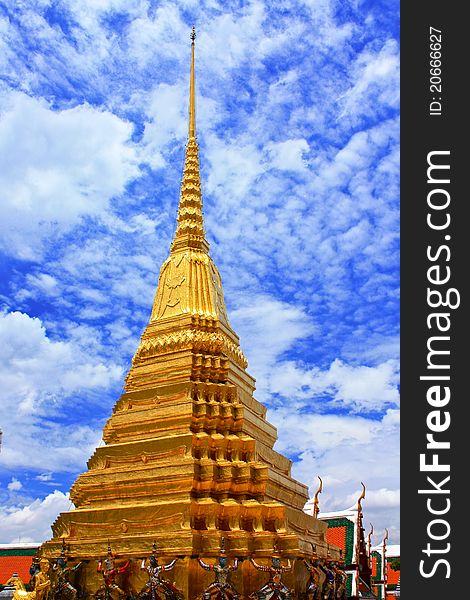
[41,28,340,599]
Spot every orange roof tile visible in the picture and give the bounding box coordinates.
[326,526,347,552]
[371,554,378,577]
[387,564,400,585]
[0,555,33,585]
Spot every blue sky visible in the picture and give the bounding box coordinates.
[0,0,399,546]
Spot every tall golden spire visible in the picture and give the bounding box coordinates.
[128,26,245,380]
[171,26,207,253]
[189,25,196,139]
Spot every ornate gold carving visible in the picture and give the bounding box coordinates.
[67,513,186,539]
[313,476,323,519]
[134,329,247,369]
[357,481,366,513]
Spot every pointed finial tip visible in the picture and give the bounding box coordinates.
[190,25,196,42]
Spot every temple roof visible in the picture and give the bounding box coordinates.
[304,499,359,520]
[0,544,38,586]
[371,543,400,557]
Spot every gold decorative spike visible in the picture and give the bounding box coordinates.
[313,476,323,519]
[383,528,388,547]
[354,482,366,567]
[367,523,373,567]
[382,529,389,586]
[367,523,373,549]
[357,481,366,514]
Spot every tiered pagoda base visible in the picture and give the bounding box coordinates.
[41,381,339,598]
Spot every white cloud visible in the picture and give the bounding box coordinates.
[269,408,400,542]
[0,311,122,401]
[36,472,53,482]
[206,137,265,207]
[198,3,268,74]
[230,294,316,401]
[26,273,59,294]
[339,39,400,120]
[139,83,187,168]
[65,0,146,17]
[201,118,398,342]
[0,311,122,471]
[268,359,400,412]
[15,273,60,303]
[345,487,400,509]
[126,4,187,67]
[266,138,309,172]
[229,294,398,412]
[138,82,221,169]
[0,92,140,259]
[0,491,72,544]
[7,478,23,492]
[318,128,380,189]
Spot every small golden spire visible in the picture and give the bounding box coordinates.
[357,481,366,514]
[367,523,373,546]
[354,483,366,567]
[313,476,323,519]
[367,523,373,567]
[382,529,389,585]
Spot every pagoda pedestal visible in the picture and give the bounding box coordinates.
[41,378,337,597]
